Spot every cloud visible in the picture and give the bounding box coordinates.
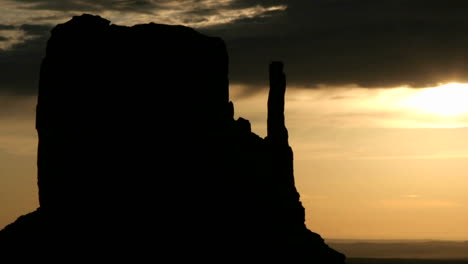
[12,0,154,12]
[0,0,287,96]
[12,0,282,13]
[8,0,287,27]
[0,24,16,30]
[378,198,462,210]
[18,24,51,36]
[202,0,468,88]
[0,25,26,50]
[4,0,468,96]
[0,24,49,95]
[402,194,421,199]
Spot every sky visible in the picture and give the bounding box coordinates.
[1,0,468,240]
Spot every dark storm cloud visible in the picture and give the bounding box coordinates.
[5,0,468,95]
[19,24,52,35]
[13,0,283,14]
[1,0,283,95]
[224,0,286,9]
[202,0,468,88]
[13,0,153,12]
[0,24,50,95]
[0,25,16,30]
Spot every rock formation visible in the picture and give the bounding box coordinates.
[0,14,345,263]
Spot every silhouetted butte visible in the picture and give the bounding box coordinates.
[0,14,345,263]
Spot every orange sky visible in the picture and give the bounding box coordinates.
[232,84,468,240]
[2,85,467,240]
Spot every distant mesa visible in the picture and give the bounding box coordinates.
[0,14,345,263]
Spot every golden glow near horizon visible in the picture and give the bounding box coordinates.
[272,84,468,129]
[402,83,468,117]
[2,85,468,240]
[231,84,468,240]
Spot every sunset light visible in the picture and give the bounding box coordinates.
[403,83,468,117]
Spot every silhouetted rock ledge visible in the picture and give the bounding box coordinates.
[1,14,345,263]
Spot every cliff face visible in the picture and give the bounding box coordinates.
[1,14,345,263]
[37,14,229,214]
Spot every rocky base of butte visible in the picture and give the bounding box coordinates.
[0,14,346,263]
